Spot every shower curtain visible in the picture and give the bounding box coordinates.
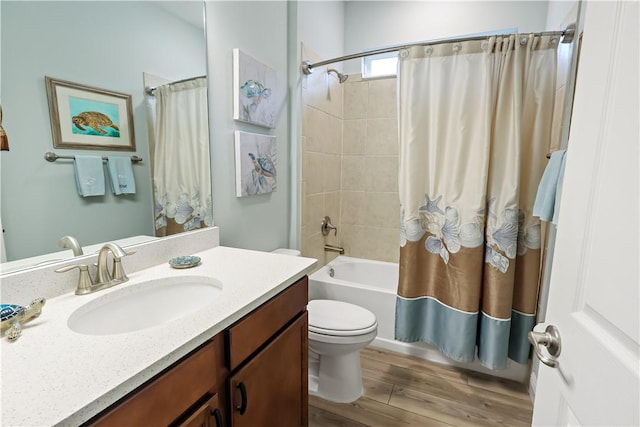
[152,77,213,236]
[396,34,559,370]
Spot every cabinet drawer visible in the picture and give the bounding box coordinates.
[227,276,308,370]
[88,338,220,427]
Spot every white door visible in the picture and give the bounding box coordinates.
[531,1,639,425]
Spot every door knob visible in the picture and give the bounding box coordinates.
[528,324,562,368]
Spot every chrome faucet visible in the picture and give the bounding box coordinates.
[96,242,129,285]
[58,235,83,256]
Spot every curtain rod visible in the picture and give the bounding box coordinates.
[145,75,206,95]
[301,24,576,75]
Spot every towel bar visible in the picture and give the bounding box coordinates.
[44,152,142,163]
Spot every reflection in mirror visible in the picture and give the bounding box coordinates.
[145,76,213,236]
[0,1,212,272]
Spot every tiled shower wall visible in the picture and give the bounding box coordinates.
[301,45,344,267]
[301,45,400,267]
[340,74,400,264]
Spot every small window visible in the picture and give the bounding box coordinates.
[362,52,398,79]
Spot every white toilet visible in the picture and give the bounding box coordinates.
[307,299,378,403]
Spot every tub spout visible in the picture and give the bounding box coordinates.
[324,244,344,255]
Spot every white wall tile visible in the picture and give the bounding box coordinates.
[303,152,324,195]
[343,119,367,155]
[366,118,398,155]
[364,156,399,193]
[367,78,397,119]
[325,115,343,155]
[344,81,369,119]
[341,155,366,191]
[341,191,365,225]
[323,154,342,192]
[364,192,400,228]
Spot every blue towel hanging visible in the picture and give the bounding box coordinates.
[533,149,567,224]
[107,156,136,195]
[74,156,105,197]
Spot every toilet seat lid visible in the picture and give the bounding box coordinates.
[308,299,377,335]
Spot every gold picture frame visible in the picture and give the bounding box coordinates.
[45,76,135,151]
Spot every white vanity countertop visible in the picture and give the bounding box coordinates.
[0,246,317,426]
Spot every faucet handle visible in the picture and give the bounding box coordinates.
[55,264,94,295]
[111,248,134,282]
[321,216,338,236]
[111,258,130,282]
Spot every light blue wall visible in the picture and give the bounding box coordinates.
[205,1,344,252]
[0,1,207,261]
[290,1,346,250]
[298,1,346,69]
[206,1,291,251]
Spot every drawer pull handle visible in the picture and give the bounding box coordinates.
[211,408,223,427]
[236,382,248,415]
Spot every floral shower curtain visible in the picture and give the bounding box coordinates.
[153,77,213,236]
[396,34,559,370]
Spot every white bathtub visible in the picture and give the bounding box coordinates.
[308,256,529,382]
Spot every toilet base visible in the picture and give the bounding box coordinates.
[308,350,365,403]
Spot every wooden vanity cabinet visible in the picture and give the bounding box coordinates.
[227,277,308,427]
[85,276,308,427]
[87,336,227,427]
[229,313,308,427]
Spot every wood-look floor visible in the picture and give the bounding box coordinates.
[309,347,533,427]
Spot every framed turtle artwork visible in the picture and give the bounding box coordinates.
[234,131,277,197]
[45,76,135,151]
[232,49,277,129]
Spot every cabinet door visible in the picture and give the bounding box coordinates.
[230,313,308,427]
[177,394,223,427]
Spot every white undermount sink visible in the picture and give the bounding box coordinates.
[67,276,223,335]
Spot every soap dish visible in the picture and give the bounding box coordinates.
[169,256,201,269]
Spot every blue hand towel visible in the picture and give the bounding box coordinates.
[533,149,567,224]
[107,156,136,195]
[551,152,567,225]
[74,155,105,197]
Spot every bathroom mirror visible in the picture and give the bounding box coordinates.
[0,1,211,271]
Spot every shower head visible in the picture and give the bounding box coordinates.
[327,68,348,83]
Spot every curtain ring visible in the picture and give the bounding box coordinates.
[399,49,409,59]
[520,36,529,45]
[452,43,461,53]
[424,46,433,56]
[481,41,489,51]
[550,37,559,45]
